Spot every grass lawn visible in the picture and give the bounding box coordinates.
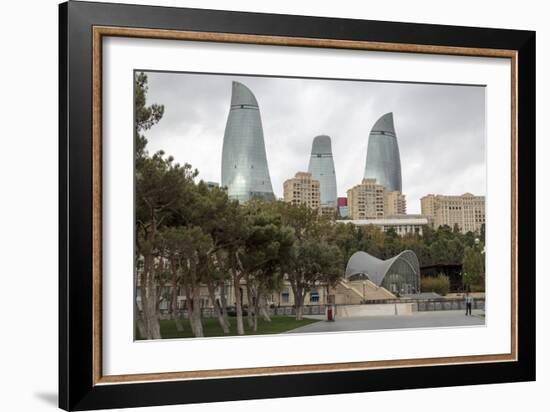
[136,315,320,340]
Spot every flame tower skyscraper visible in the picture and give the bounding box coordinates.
[221,81,275,203]
[308,135,337,208]
[364,112,402,192]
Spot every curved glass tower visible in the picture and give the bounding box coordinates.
[221,81,275,203]
[308,135,337,207]
[364,112,402,192]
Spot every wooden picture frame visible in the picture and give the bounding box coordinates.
[59,1,535,410]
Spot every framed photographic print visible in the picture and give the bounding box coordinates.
[59,1,536,410]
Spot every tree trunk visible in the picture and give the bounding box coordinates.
[291,283,304,321]
[233,273,245,335]
[169,287,183,332]
[140,253,161,339]
[207,280,230,333]
[174,314,184,333]
[259,293,272,322]
[295,295,304,320]
[185,284,197,337]
[169,257,184,333]
[219,280,230,327]
[183,257,204,338]
[173,286,184,333]
[191,283,204,337]
[253,293,260,332]
[245,274,255,329]
[134,269,146,339]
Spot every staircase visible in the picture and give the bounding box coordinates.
[336,279,395,304]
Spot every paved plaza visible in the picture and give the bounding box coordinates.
[286,310,485,334]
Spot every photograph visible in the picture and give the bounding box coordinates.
[53,2,536,409]
[134,70,487,340]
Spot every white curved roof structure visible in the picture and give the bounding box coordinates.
[345,250,420,293]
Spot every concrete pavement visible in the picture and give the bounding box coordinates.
[287,310,485,334]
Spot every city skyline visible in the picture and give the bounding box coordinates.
[142,71,486,214]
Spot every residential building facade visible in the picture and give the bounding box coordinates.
[384,190,407,215]
[421,193,486,234]
[283,172,321,209]
[347,178,385,220]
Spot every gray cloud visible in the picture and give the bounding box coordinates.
[143,71,485,214]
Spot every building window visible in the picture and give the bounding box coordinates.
[281,289,290,303]
[310,289,320,303]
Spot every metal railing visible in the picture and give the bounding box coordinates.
[150,298,485,319]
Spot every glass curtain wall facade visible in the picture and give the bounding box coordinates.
[307,135,337,207]
[221,81,275,202]
[345,250,420,294]
[364,112,403,192]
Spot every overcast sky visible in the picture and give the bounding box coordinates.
[142,71,486,214]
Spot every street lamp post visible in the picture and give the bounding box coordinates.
[362,280,366,304]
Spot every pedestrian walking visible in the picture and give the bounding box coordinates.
[465,291,473,316]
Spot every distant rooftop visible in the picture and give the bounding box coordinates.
[337,216,429,225]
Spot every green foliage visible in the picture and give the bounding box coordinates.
[238,200,297,296]
[463,245,485,289]
[421,274,450,296]
[135,72,165,162]
[469,283,485,293]
[288,239,344,286]
[133,72,171,339]
[326,222,480,269]
[267,202,345,315]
